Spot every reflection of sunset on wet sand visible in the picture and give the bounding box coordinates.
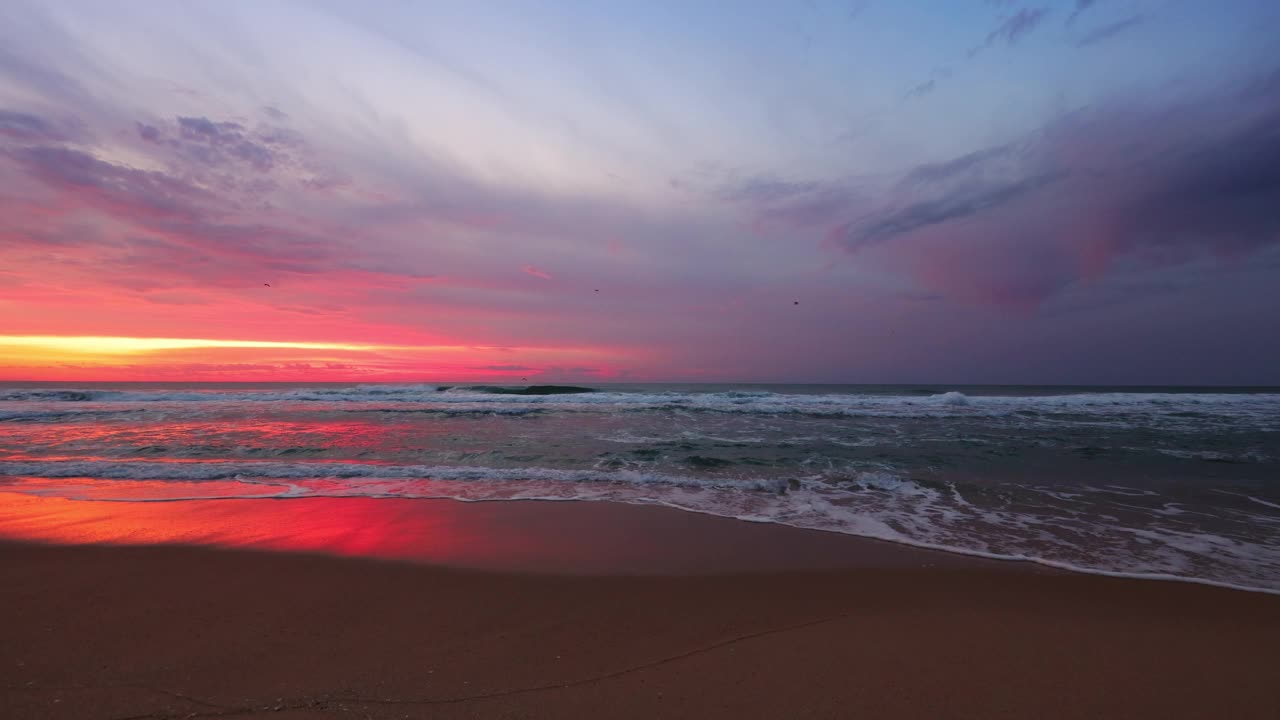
[0,495,478,566]
[0,494,968,574]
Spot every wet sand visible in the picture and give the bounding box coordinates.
[2,497,1279,719]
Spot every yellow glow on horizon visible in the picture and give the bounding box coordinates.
[0,335,399,355]
[0,335,621,381]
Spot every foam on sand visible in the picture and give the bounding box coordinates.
[3,458,1278,594]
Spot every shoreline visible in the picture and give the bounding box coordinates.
[0,493,1013,575]
[4,492,1279,596]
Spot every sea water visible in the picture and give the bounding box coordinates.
[1,382,1277,591]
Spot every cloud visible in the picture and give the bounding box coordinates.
[720,176,821,204]
[836,170,1064,251]
[134,115,307,176]
[990,7,1050,44]
[829,143,1065,251]
[901,144,1018,185]
[1075,15,1145,47]
[718,174,860,231]
[472,364,534,371]
[0,113,412,293]
[1066,0,1100,26]
[972,8,1051,56]
[905,79,936,98]
[846,1,872,21]
[829,73,1280,304]
[12,145,211,221]
[521,264,552,280]
[903,67,953,101]
[0,110,73,142]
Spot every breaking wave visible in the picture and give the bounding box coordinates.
[3,386,1279,427]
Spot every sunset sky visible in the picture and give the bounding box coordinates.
[2,0,1279,383]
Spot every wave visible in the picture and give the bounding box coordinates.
[3,388,1278,448]
[0,459,787,489]
[4,387,1279,420]
[3,459,1277,593]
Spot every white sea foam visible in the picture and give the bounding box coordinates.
[4,387,1279,429]
[3,458,1278,594]
[0,459,789,490]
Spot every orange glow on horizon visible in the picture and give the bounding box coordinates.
[0,335,639,382]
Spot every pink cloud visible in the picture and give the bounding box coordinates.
[521,264,552,280]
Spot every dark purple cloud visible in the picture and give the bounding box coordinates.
[12,145,211,221]
[991,8,1051,45]
[136,122,161,143]
[827,72,1280,304]
[905,78,936,98]
[1075,15,1145,47]
[721,176,822,204]
[845,1,871,22]
[131,115,282,172]
[903,67,953,101]
[1067,0,1100,26]
[972,8,1051,56]
[0,110,68,141]
[719,175,859,230]
[901,144,1017,185]
[839,169,1064,252]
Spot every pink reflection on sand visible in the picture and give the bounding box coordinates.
[0,494,500,566]
[0,493,941,574]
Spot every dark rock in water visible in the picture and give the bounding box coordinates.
[472,385,598,395]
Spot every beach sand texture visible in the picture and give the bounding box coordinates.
[3,497,1279,719]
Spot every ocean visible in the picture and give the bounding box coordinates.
[1,382,1278,592]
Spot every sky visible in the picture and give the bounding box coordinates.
[2,0,1279,384]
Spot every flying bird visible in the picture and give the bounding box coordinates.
[264,283,271,287]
